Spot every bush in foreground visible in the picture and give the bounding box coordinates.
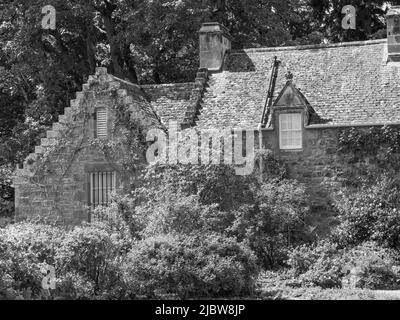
[123,233,259,299]
[333,176,400,249]
[286,241,400,290]
[55,222,133,299]
[0,221,133,299]
[0,221,260,300]
[0,222,63,299]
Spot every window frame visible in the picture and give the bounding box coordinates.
[279,113,303,150]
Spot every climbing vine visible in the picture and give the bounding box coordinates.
[338,126,400,156]
[17,77,151,221]
[337,125,400,186]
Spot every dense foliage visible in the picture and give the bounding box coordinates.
[0,220,136,299]
[119,151,311,269]
[286,241,400,290]
[332,175,400,250]
[124,233,258,299]
[0,220,260,299]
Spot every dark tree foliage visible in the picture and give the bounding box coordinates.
[309,0,394,42]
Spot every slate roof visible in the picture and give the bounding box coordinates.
[115,77,165,129]
[142,83,196,126]
[142,39,400,129]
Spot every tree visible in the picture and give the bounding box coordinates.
[308,0,392,42]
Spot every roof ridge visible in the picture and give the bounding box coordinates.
[141,82,195,88]
[230,38,387,54]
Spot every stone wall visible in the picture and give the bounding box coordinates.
[261,123,400,235]
[13,68,158,225]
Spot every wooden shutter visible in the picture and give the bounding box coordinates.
[96,108,108,138]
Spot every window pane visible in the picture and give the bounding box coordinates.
[288,115,293,130]
[280,114,302,149]
[94,172,98,205]
[280,115,287,130]
[293,114,302,130]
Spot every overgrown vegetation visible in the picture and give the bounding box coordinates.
[2,0,400,300]
[275,126,400,293]
[119,151,311,269]
[0,0,395,217]
[0,152,311,299]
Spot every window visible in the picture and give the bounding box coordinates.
[89,172,116,208]
[96,108,108,138]
[279,113,302,150]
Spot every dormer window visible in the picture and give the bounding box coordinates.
[96,108,108,138]
[279,113,302,150]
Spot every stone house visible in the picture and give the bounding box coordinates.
[13,7,400,226]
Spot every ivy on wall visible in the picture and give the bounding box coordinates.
[16,78,150,221]
[337,125,400,186]
[338,126,400,157]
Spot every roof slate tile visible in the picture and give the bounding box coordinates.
[142,39,400,129]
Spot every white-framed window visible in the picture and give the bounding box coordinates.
[96,108,108,138]
[279,113,302,150]
[89,172,116,208]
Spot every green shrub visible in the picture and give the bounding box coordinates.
[341,242,400,290]
[333,175,400,249]
[123,233,259,299]
[125,159,310,269]
[231,179,310,268]
[0,222,63,298]
[287,241,343,288]
[56,222,133,299]
[287,241,400,290]
[0,221,134,300]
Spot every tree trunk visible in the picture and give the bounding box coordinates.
[101,7,125,79]
[123,44,138,83]
[152,65,161,84]
[85,25,97,75]
[210,0,226,22]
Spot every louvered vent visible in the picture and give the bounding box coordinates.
[96,108,108,138]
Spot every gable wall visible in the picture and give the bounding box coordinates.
[13,68,152,225]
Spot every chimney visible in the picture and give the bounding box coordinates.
[387,6,400,62]
[199,22,232,72]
